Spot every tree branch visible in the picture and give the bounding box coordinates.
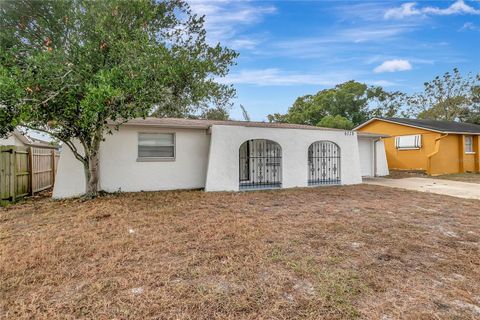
[23,125,87,165]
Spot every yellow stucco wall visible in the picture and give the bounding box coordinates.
[428,135,461,175]
[357,119,480,175]
[463,135,479,173]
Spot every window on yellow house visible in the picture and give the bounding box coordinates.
[465,136,474,153]
[395,134,421,150]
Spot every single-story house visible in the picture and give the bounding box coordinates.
[53,118,389,198]
[355,117,480,175]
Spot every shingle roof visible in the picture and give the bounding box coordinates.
[356,117,480,134]
[120,117,346,131]
[113,117,387,137]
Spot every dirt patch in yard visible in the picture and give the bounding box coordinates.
[385,169,428,179]
[387,170,480,184]
[434,173,480,184]
[1,185,479,319]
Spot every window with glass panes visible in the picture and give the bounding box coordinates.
[138,133,175,159]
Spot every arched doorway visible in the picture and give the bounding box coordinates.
[239,139,282,190]
[308,141,340,185]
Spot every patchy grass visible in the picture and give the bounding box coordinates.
[1,185,479,319]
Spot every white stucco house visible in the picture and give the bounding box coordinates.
[53,118,389,198]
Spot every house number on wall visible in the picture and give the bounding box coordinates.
[344,131,354,136]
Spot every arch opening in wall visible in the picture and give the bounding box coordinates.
[308,141,341,185]
[239,139,282,190]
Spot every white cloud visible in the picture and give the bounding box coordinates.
[217,68,354,86]
[460,22,480,31]
[364,79,398,87]
[266,25,415,59]
[373,60,412,73]
[188,0,276,48]
[228,38,261,50]
[384,2,422,19]
[385,0,480,19]
[343,26,413,43]
[423,0,480,15]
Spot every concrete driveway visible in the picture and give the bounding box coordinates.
[364,177,480,200]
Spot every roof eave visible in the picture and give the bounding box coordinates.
[112,122,210,130]
[443,131,480,135]
[354,118,445,134]
[357,132,390,138]
[115,120,344,132]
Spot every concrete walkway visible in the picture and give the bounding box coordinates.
[364,177,480,200]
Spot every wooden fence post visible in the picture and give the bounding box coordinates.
[28,146,34,196]
[1,146,16,203]
[0,146,15,204]
[10,148,15,202]
[51,149,56,186]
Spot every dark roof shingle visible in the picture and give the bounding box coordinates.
[359,117,480,134]
[121,117,346,131]
[114,117,386,137]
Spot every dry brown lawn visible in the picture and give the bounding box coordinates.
[1,185,479,319]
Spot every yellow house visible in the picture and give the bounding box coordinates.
[355,118,480,175]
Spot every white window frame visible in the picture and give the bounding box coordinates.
[395,134,422,150]
[464,135,474,154]
[137,132,176,162]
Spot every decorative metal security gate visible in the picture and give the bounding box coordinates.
[239,139,282,190]
[308,141,340,185]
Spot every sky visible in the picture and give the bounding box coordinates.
[188,0,480,121]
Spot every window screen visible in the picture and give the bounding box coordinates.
[395,134,421,150]
[138,133,175,158]
[465,136,473,153]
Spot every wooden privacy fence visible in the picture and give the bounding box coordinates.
[0,145,60,204]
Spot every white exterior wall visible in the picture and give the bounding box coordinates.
[375,140,389,176]
[205,125,362,191]
[99,126,210,193]
[53,126,210,198]
[53,141,86,198]
[358,137,389,178]
[358,138,374,177]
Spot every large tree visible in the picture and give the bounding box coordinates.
[0,0,237,197]
[267,81,405,129]
[407,68,480,122]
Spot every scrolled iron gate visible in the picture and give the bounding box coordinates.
[239,139,282,189]
[308,141,341,185]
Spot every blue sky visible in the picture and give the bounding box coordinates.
[189,0,480,121]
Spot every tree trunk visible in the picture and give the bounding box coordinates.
[84,151,100,198]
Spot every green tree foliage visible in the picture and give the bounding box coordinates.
[199,107,230,120]
[267,81,405,129]
[317,115,354,130]
[368,87,408,119]
[407,68,480,123]
[0,0,237,197]
[467,85,480,124]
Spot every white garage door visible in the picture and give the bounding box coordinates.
[358,139,374,177]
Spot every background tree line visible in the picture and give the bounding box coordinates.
[267,68,480,129]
